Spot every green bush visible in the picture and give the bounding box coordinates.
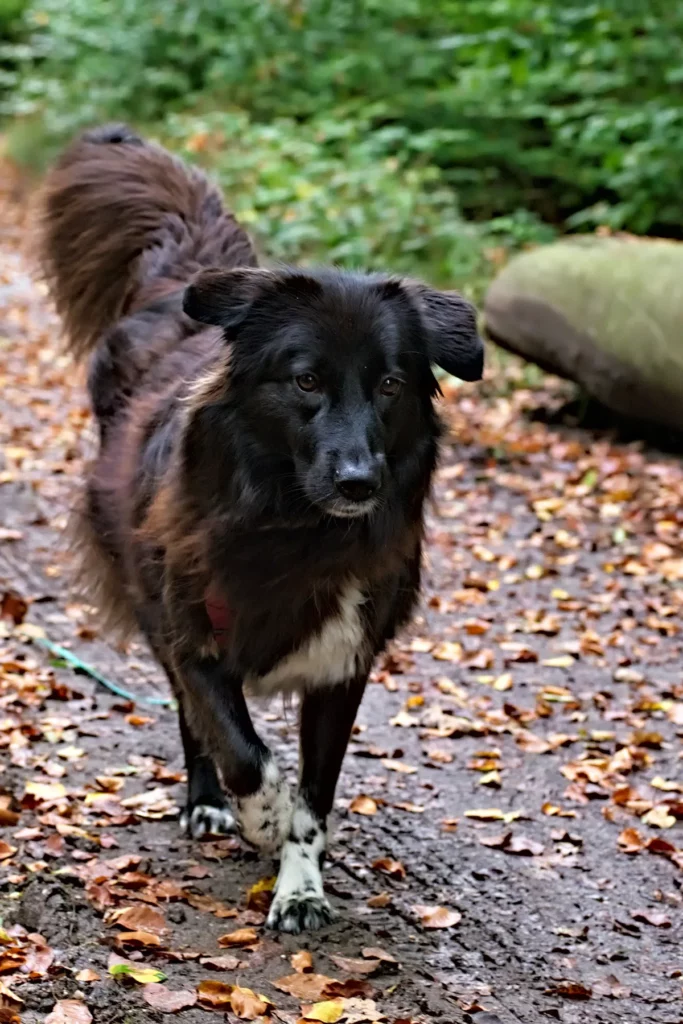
[4,0,682,236]
[161,110,503,294]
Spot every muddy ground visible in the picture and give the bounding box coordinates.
[0,179,681,1024]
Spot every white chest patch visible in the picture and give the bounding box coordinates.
[246,583,366,696]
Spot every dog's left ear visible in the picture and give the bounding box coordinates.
[384,280,484,381]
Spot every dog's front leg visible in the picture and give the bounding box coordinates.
[177,655,291,853]
[267,674,367,933]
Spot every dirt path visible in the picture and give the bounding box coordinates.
[0,187,682,1024]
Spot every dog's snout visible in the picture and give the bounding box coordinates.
[335,460,381,503]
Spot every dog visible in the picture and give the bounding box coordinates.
[38,125,483,932]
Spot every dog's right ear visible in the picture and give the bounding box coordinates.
[183,268,275,330]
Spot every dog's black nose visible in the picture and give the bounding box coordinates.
[335,463,381,503]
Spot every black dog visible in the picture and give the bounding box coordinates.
[38,125,483,932]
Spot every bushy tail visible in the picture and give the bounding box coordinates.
[38,124,257,361]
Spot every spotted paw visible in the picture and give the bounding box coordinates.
[180,803,236,840]
[266,891,337,934]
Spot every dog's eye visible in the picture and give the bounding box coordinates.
[295,372,320,393]
[379,376,402,397]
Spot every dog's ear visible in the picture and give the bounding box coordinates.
[183,268,322,331]
[183,268,275,329]
[380,279,484,381]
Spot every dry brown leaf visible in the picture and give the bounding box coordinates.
[75,970,100,984]
[197,980,234,1007]
[45,1001,92,1024]
[273,973,338,1001]
[329,954,382,976]
[291,950,314,973]
[114,930,162,949]
[412,904,461,929]
[349,795,378,816]
[142,984,198,1012]
[199,954,241,971]
[545,981,592,1000]
[380,758,417,774]
[217,926,259,948]
[230,985,272,1020]
[362,947,397,964]
[367,892,391,908]
[371,857,406,879]
[630,908,671,928]
[617,827,645,854]
[112,905,168,936]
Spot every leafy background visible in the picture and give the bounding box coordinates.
[1,0,680,297]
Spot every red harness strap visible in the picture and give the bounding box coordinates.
[204,586,232,647]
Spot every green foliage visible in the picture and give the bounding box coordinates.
[162,111,499,294]
[2,0,679,285]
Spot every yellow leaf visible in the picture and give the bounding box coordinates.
[641,805,676,829]
[24,781,67,801]
[465,808,521,823]
[302,999,344,1023]
[108,964,167,984]
[541,656,575,669]
[650,777,682,793]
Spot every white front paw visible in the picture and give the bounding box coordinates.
[266,800,335,933]
[235,757,292,854]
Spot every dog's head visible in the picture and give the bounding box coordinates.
[183,267,483,520]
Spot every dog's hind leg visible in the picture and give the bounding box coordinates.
[176,701,236,839]
[266,674,367,933]
[176,655,292,854]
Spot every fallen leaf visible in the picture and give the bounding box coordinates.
[367,892,391,908]
[545,981,592,1000]
[380,758,417,774]
[617,827,645,854]
[273,974,338,1001]
[301,999,344,1023]
[199,954,241,971]
[114,930,162,949]
[650,777,683,793]
[349,796,378,816]
[75,970,100,983]
[292,949,314,973]
[465,808,521,823]
[641,805,676,829]
[412,904,461,929]
[506,835,544,856]
[246,875,276,913]
[23,781,67,802]
[362,947,397,964]
[431,641,463,662]
[45,1001,92,1024]
[542,803,577,819]
[393,801,424,813]
[109,963,167,984]
[112,905,168,936]
[631,909,672,928]
[230,985,272,1020]
[541,656,575,668]
[371,857,406,879]
[197,980,234,1007]
[0,842,16,861]
[142,985,198,1012]
[329,954,382,976]
[217,926,259,948]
